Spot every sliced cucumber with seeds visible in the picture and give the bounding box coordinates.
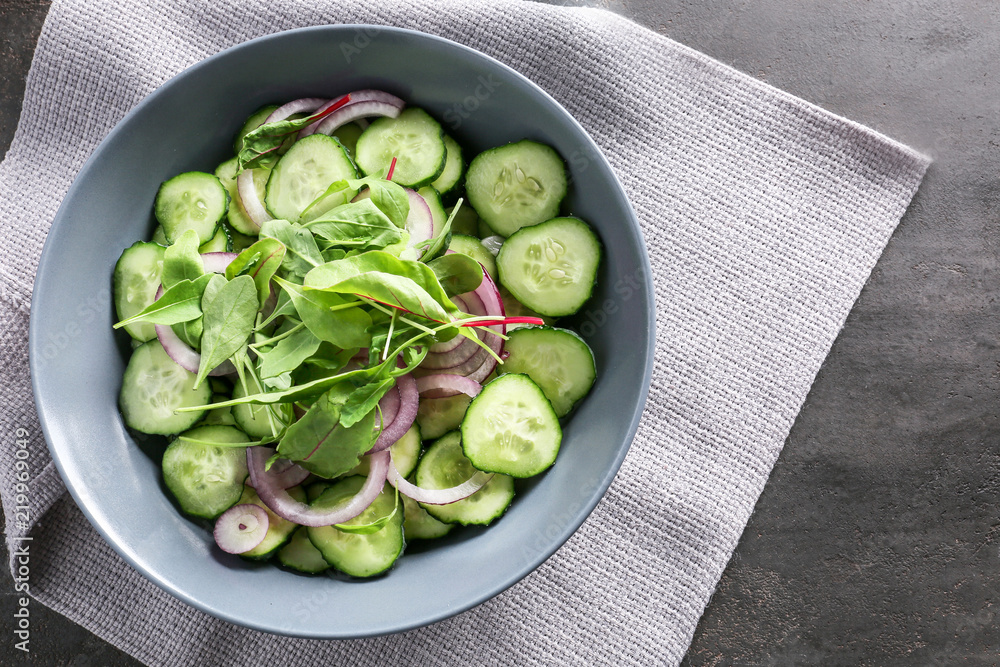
[416,431,514,525]
[237,484,307,560]
[161,425,249,519]
[461,374,562,478]
[215,157,269,236]
[465,140,567,237]
[350,424,421,478]
[307,477,404,577]
[119,340,211,435]
[114,241,165,342]
[355,108,446,188]
[449,234,497,282]
[155,171,228,245]
[497,216,601,317]
[430,134,464,195]
[278,526,330,574]
[402,493,453,540]
[499,327,596,417]
[416,394,472,441]
[265,134,358,222]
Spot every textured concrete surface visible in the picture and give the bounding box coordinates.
[2,1,999,665]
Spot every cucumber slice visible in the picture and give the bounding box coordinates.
[499,327,596,417]
[265,134,358,222]
[231,375,289,439]
[430,134,464,195]
[198,223,231,253]
[496,217,601,317]
[402,493,453,540]
[225,223,257,252]
[355,108,446,188]
[465,140,567,237]
[161,425,249,519]
[119,340,211,435]
[196,394,237,427]
[233,104,279,155]
[498,286,553,332]
[350,424,421,478]
[155,171,228,245]
[416,431,514,525]
[215,157,268,236]
[113,242,165,342]
[416,394,472,441]
[278,526,330,574]
[331,121,364,157]
[447,204,479,237]
[151,225,169,246]
[417,186,447,235]
[237,484,306,560]
[307,477,404,577]
[461,374,562,477]
[449,234,497,282]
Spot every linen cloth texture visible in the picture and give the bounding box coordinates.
[0,0,929,665]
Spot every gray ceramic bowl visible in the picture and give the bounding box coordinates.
[30,25,654,637]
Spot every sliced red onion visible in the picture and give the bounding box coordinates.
[426,296,475,356]
[300,90,405,138]
[214,503,269,554]
[247,446,388,527]
[264,97,328,124]
[377,384,401,431]
[249,457,311,490]
[199,252,239,274]
[480,235,504,257]
[405,189,434,254]
[369,373,418,453]
[237,169,270,229]
[387,458,492,505]
[415,374,483,399]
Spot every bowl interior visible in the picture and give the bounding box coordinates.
[30,25,654,638]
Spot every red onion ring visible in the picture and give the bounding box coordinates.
[237,169,270,229]
[415,374,483,399]
[387,458,492,505]
[405,189,434,253]
[377,384,401,431]
[248,457,311,490]
[299,90,405,138]
[199,252,238,274]
[369,373,418,453]
[247,446,388,527]
[264,97,328,124]
[214,503,269,554]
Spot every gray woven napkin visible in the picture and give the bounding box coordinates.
[0,0,929,664]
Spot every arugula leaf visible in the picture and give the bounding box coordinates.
[304,199,402,250]
[259,219,323,280]
[276,385,376,478]
[179,365,381,409]
[427,252,484,297]
[161,229,205,289]
[112,274,213,329]
[415,198,463,262]
[258,326,322,379]
[274,276,372,349]
[237,95,351,171]
[195,274,258,387]
[340,377,396,428]
[225,237,286,306]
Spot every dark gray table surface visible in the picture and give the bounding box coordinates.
[2,1,998,665]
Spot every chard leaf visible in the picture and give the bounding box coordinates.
[276,385,376,478]
[225,237,286,307]
[112,273,213,329]
[427,252,484,297]
[258,326,322,379]
[195,275,258,387]
[274,276,372,349]
[304,251,459,316]
[161,229,205,289]
[320,271,452,324]
[237,96,350,171]
[304,199,402,250]
[340,377,396,428]
[259,219,323,280]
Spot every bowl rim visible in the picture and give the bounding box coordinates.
[29,23,655,637]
